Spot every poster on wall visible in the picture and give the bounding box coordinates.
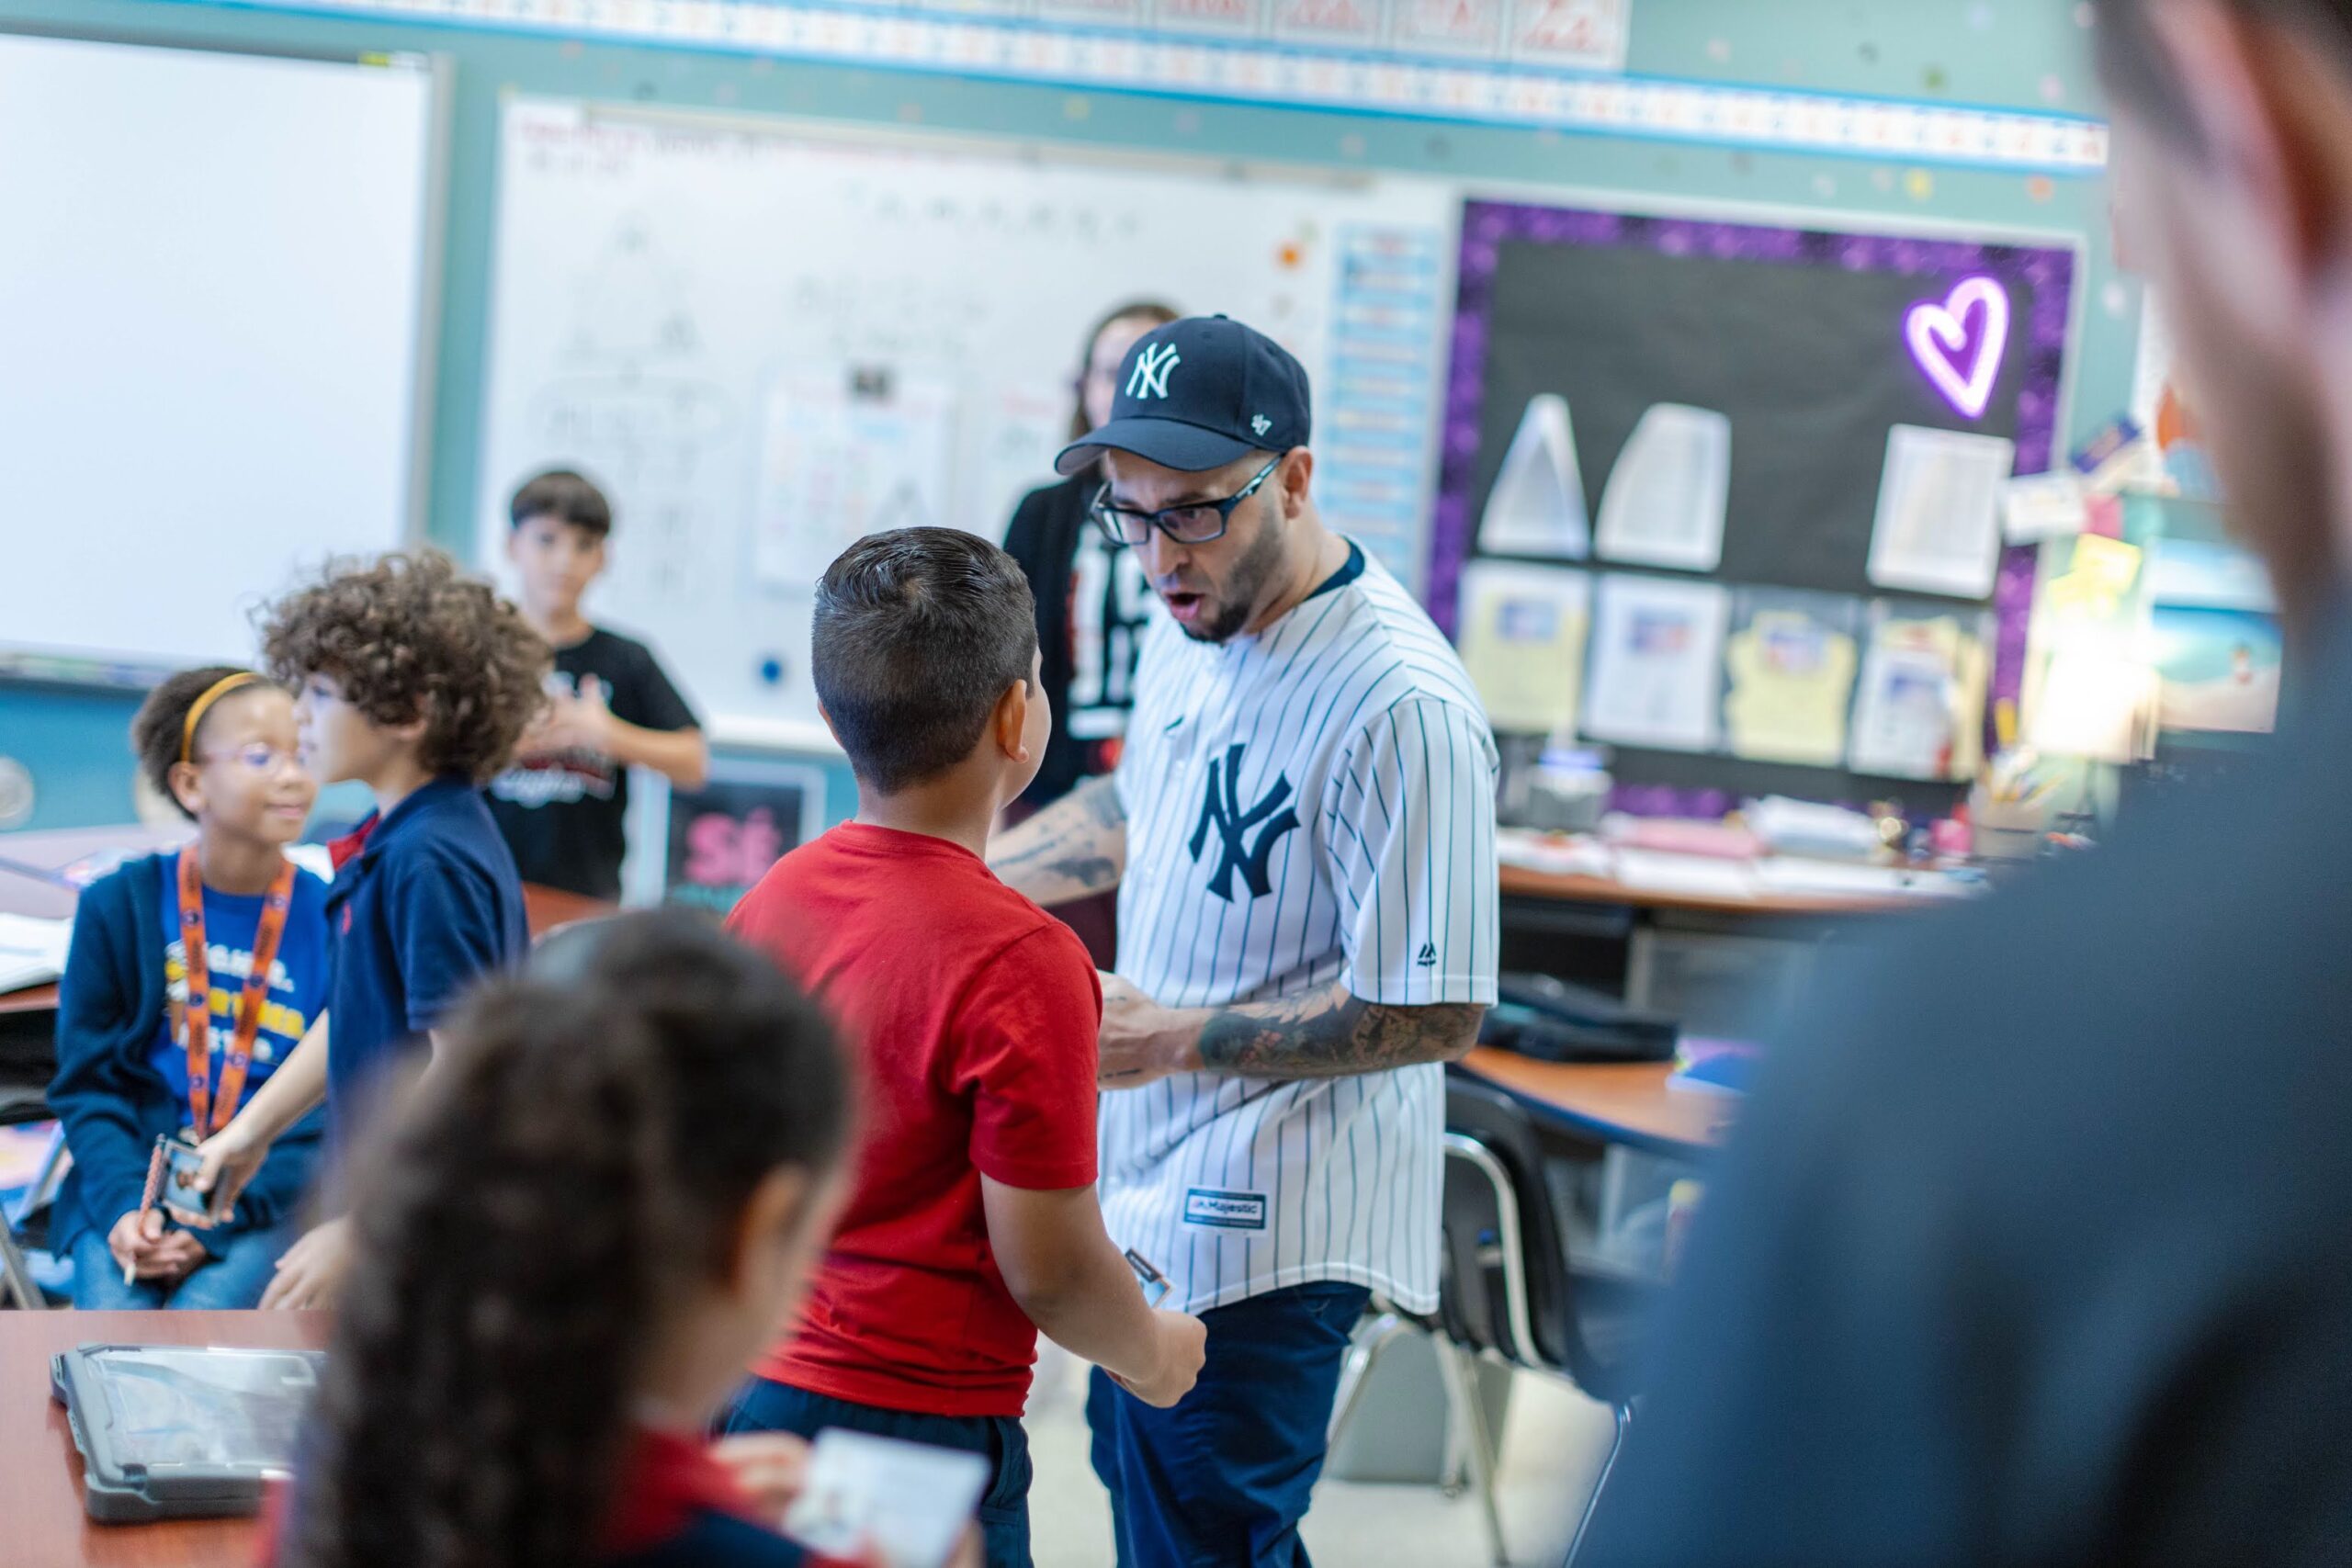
[1504,0,1630,68]
[1274,0,1386,44]
[628,760,830,913]
[2149,607,2283,736]
[1454,560,1589,736]
[1579,574,1730,753]
[1721,589,1861,767]
[1394,0,1507,54]
[1155,0,1265,35]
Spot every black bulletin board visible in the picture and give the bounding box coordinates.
[1431,201,2076,811]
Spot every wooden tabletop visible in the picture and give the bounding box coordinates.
[0,822,619,1021]
[1498,860,1918,919]
[1457,1046,1735,1160]
[1,1309,328,1567]
[0,826,192,880]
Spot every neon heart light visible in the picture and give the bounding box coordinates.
[1905,275,2009,420]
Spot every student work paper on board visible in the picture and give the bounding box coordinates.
[1454,561,1589,735]
[1581,575,1729,753]
[1847,605,1990,781]
[1478,394,1589,558]
[1866,424,2015,599]
[1721,590,1860,767]
[1595,403,1730,571]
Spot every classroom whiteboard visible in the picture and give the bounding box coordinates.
[477,98,1455,741]
[0,32,439,676]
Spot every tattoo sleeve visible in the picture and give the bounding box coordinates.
[989,774,1129,906]
[1195,984,1485,1080]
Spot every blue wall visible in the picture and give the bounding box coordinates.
[0,0,2131,831]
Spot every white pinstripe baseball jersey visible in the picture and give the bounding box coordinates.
[1102,542,1500,1315]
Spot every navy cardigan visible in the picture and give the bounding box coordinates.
[46,854,323,1258]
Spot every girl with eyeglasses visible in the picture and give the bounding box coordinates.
[47,665,332,1308]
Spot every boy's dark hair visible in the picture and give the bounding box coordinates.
[509,468,613,539]
[259,549,551,784]
[284,908,851,1568]
[812,527,1039,795]
[2093,0,2352,156]
[130,664,269,821]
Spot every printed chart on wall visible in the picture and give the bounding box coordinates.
[479,98,1456,737]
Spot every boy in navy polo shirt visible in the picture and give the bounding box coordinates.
[194,549,550,1309]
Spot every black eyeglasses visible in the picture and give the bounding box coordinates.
[1089,457,1283,548]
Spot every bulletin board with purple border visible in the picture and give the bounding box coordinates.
[1430,197,2075,815]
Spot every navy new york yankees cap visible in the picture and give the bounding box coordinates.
[1054,315,1312,477]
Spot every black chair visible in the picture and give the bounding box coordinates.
[0,1108,65,1311]
[1,1006,64,1308]
[1442,1075,1654,1565]
[1326,1076,1657,1565]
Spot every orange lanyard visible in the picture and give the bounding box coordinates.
[175,845,296,1138]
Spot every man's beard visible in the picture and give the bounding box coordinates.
[1176,514,1287,644]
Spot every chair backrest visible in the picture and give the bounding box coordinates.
[1442,1073,1641,1404]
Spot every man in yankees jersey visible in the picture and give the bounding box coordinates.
[990,316,1499,1566]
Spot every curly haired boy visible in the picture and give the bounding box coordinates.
[194,548,550,1310]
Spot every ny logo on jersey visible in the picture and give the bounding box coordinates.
[1126,343,1182,400]
[1189,743,1301,902]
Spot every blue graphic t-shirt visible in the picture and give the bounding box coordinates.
[148,856,334,1122]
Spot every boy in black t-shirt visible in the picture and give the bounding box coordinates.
[489,470,709,901]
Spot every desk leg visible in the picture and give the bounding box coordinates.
[1623,921,1659,1013]
[1598,1146,1631,1244]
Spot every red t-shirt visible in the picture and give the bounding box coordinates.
[727,823,1102,1416]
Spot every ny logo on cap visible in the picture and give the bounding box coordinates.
[1126,343,1182,400]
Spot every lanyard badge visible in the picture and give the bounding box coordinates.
[175,843,297,1140]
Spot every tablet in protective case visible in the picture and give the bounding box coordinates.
[50,1343,324,1522]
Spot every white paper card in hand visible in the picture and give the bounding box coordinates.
[785,1428,989,1568]
[1477,394,1589,558]
[1866,424,2015,598]
[1595,403,1730,571]
[1580,574,1730,753]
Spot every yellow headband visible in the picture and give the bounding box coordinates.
[180,672,261,766]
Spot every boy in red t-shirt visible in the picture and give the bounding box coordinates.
[724,527,1205,1568]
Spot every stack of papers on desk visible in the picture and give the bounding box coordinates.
[1612,851,1758,901]
[1746,796,1882,862]
[1751,858,1979,901]
[0,912,70,994]
[1496,829,1614,880]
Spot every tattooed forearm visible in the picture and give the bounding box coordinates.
[990,775,1129,905]
[1195,985,1484,1080]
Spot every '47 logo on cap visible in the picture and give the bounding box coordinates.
[1125,342,1182,400]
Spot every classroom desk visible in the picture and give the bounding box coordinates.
[1,1309,329,1568]
[0,826,619,1059]
[1454,1048,1732,1162]
[1498,860,1925,919]
[1496,851,1956,1025]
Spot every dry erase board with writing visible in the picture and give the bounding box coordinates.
[1432,199,2076,809]
[477,97,1456,744]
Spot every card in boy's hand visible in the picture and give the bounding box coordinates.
[1124,1247,1171,1308]
[783,1428,988,1568]
[150,1134,218,1228]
